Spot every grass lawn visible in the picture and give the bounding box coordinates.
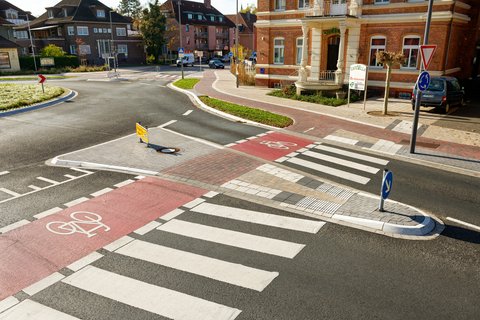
[268,86,357,107]
[199,96,293,128]
[173,78,200,90]
[0,84,64,111]
[0,76,69,81]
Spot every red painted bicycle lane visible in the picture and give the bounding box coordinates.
[230,131,314,161]
[0,177,206,300]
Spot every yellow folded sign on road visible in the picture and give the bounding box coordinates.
[136,122,149,144]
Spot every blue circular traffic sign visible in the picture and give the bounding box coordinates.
[228,52,233,57]
[417,71,431,92]
[381,171,393,200]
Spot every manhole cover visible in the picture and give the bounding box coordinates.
[157,147,180,154]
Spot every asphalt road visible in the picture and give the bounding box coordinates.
[0,74,479,319]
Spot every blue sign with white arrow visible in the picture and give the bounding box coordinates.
[228,52,233,58]
[381,171,393,200]
[417,71,431,92]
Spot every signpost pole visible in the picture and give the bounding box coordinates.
[347,86,351,108]
[178,0,184,80]
[379,169,387,212]
[410,0,434,154]
[363,67,369,111]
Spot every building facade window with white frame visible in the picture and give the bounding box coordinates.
[77,26,89,36]
[275,0,286,11]
[67,26,75,35]
[273,38,285,64]
[97,9,105,18]
[402,36,420,69]
[116,27,126,36]
[117,44,128,57]
[97,39,111,57]
[298,0,309,9]
[69,45,77,55]
[296,37,303,65]
[14,30,28,39]
[369,36,386,67]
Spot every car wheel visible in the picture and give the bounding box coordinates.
[445,103,451,114]
[460,97,465,107]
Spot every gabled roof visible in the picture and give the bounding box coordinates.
[0,0,36,20]
[170,0,234,28]
[225,12,256,33]
[19,0,130,29]
[0,34,19,48]
[0,16,13,25]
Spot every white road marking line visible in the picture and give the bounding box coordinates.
[63,266,242,320]
[118,240,278,292]
[0,188,21,197]
[303,150,380,174]
[446,217,480,232]
[28,185,42,191]
[114,179,135,188]
[139,82,152,85]
[90,188,113,197]
[134,221,162,235]
[183,198,205,209]
[64,197,89,207]
[37,177,60,185]
[303,127,315,133]
[287,157,370,185]
[0,297,19,314]
[160,209,184,221]
[192,203,325,234]
[315,145,389,165]
[203,191,218,198]
[157,219,305,258]
[324,135,358,145]
[183,110,193,116]
[22,272,65,296]
[159,120,177,128]
[134,175,146,180]
[103,235,135,252]
[34,207,63,219]
[0,220,30,233]
[0,300,80,320]
[158,85,167,88]
[64,174,76,179]
[67,252,104,272]
[69,167,93,174]
[0,171,9,176]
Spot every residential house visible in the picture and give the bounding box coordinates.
[226,12,257,53]
[13,0,145,66]
[255,0,480,97]
[0,34,19,71]
[160,0,235,59]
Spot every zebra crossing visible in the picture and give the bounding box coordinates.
[0,196,325,319]
[276,142,389,185]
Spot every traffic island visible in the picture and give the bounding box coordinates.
[0,83,64,112]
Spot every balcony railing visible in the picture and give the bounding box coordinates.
[318,70,336,81]
[216,32,229,39]
[305,0,350,16]
[195,32,208,38]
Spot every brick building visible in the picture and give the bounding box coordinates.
[160,0,234,59]
[255,0,480,97]
[226,12,257,52]
[13,0,145,66]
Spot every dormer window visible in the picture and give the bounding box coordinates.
[218,16,223,22]
[97,9,106,18]
[48,10,54,19]
[6,9,18,20]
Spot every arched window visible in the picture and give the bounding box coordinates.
[402,36,420,69]
[274,38,285,64]
[369,36,386,67]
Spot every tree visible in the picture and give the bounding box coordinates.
[117,0,143,19]
[240,4,257,14]
[376,51,405,115]
[140,0,166,64]
[40,44,65,57]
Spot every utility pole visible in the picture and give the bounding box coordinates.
[410,0,434,153]
[109,10,116,73]
[235,0,239,88]
[25,12,37,73]
[178,0,184,79]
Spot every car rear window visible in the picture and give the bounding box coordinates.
[427,79,444,91]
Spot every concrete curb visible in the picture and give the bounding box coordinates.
[167,82,277,130]
[0,88,77,118]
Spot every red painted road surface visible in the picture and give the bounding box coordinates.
[0,177,206,300]
[230,132,314,161]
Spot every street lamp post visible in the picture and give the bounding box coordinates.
[178,0,184,79]
[235,0,239,88]
[109,10,117,73]
[25,12,37,73]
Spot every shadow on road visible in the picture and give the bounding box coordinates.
[441,224,480,244]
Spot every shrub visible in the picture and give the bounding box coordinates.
[19,56,79,70]
[40,44,65,57]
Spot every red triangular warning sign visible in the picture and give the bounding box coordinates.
[420,45,437,70]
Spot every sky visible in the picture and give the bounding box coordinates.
[9,0,256,17]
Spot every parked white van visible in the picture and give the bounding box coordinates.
[176,53,194,67]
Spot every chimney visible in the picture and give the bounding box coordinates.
[204,0,211,9]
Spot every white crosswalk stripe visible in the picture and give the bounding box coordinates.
[285,144,389,185]
[1,200,325,319]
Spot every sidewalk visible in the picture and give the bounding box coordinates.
[195,70,480,173]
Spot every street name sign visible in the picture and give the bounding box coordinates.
[420,44,437,70]
[178,47,184,58]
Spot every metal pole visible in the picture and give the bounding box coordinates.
[363,67,369,111]
[410,0,434,153]
[25,13,37,73]
[110,10,116,73]
[178,0,184,79]
[235,0,239,88]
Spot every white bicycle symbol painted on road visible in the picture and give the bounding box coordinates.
[259,140,298,150]
[46,211,110,238]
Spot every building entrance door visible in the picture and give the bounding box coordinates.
[327,36,340,71]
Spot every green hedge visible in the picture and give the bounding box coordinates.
[19,56,80,70]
